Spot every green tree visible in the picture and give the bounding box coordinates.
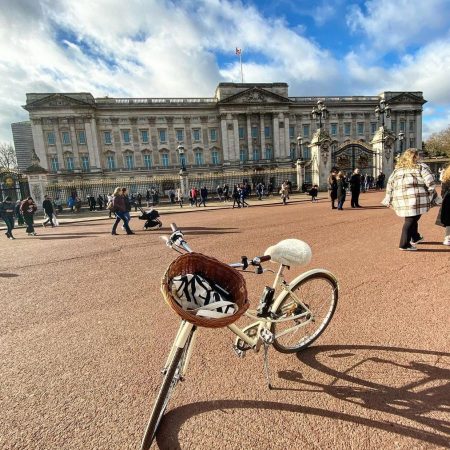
[0,142,18,170]
[425,126,450,157]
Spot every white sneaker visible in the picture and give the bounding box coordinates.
[443,240,450,246]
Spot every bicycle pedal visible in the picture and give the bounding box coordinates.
[232,345,246,358]
[260,328,274,345]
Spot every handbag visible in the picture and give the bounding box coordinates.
[53,215,59,226]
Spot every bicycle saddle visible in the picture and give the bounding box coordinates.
[264,239,312,266]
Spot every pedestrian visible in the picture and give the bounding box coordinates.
[239,184,249,207]
[42,195,55,227]
[200,186,208,207]
[107,192,114,218]
[121,187,132,230]
[216,185,223,201]
[0,196,16,239]
[20,197,38,236]
[88,194,96,211]
[15,200,24,225]
[267,182,274,196]
[435,165,450,246]
[176,187,183,208]
[75,196,82,212]
[309,185,319,202]
[169,189,176,204]
[67,196,75,213]
[111,187,134,235]
[232,184,241,208]
[189,187,197,207]
[223,184,230,201]
[350,168,362,208]
[382,148,436,251]
[256,183,264,200]
[97,194,104,210]
[54,196,63,213]
[328,169,338,209]
[146,189,151,207]
[336,171,348,210]
[280,181,289,205]
[137,193,142,208]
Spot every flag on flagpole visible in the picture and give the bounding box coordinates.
[235,47,241,56]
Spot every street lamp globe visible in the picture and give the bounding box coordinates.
[177,144,186,172]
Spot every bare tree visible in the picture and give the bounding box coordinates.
[424,126,450,157]
[0,143,18,170]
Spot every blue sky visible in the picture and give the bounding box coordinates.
[0,0,450,144]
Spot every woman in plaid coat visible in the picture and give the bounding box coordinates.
[383,149,436,251]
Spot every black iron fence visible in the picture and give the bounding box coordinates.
[0,170,30,202]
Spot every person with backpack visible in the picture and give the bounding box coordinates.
[336,171,348,210]
[42,195,55,227]
[0,196,16,239]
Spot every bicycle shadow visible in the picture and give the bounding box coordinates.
[157,344,449,449]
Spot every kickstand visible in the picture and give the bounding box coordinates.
[263,344,273,390]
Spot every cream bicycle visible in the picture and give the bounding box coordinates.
[140,224,339,449]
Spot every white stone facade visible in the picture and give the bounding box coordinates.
[23,83,426,182]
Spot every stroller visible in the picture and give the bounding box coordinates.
[138,207,162,230]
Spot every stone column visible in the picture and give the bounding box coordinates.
[179,171,189,198]
[273,114,280,159]
[415,109,423,149]
[260,114,265,159]
[296,159,305,192]
[25,171,49,211]
[309,129,332,190]
[284,115,290,159]
[220,114,230,164]
[247,115,253,160]
[232,115,239,162]
[370,126,396,180]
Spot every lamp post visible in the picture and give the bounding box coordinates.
[177,143,187,197]
[312,100,328,129]
[398,131,405,156]
[374,99,391,175]
[297,135,303,160]
[296,135,306,192]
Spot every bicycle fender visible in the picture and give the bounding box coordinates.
[270,268,339,313]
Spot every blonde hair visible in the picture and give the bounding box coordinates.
[441,165,450,183]
[395,148,420,170]
[113,187,122,196]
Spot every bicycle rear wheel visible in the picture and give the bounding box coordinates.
[272,271,338,354]
[140,328,195,450]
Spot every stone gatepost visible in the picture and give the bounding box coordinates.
[370,126,396,180]
[179,170,189,199]
[23,151,49,211]
[309,129,332,191]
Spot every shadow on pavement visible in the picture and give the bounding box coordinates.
[155,344,449,449]
[0,273,19,278]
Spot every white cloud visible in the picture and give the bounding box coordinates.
[0,0,449,147]
[346,0,450,52]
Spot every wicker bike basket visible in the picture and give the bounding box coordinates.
[161,252,249,328]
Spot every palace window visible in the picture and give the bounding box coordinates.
[344,123,351,136]
[239,127,245,140]
[303,145,311,160]
[303,124,310,137]
[399,121,405,132]
[331,123,337,136]
[211,150,219,165]
[179,153,186,167]
[192,129,201,142]
[253,147,260,161]
[290,146,296,160]
[143,154,152,169]
[81,156,90,172]
[125,154,134,169]
[240,148,247,162]
[210,128,217,142]
[50,156,59,172]
[410,138,415,148]
[371,122,377,134]
[409,121,415,132]
[391,121,397,133]
[161,153,169,167]
[251,126,258,139]
[159,129,167,143]
[122,130,131,144]
[288,126,294,139]
[47,132,56,145]
[265,146,272,160]
[195,151,203,165]
[66,157,74,171]
[357,122,364,135]
[62,131,71,145]
[107,155,116,170]
[77,131,86,145]
[104,131,112,144]
[176,129,184,142]
[140,130,149,143]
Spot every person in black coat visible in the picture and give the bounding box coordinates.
[328,169,338,209]
[0,196,16,239]
[42,195,55,227]
[436,166,450,245]
[350,168,362,208]
[336,171,348,210]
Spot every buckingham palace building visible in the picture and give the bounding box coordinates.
[23,82,426,199]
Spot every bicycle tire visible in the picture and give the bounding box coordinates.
[272,271,338,354]
[140,329,194,450]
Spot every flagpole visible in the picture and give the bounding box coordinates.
[240,51,243,83]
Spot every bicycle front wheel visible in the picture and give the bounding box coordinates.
[140,328,195,450]
[272,271,338,354]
